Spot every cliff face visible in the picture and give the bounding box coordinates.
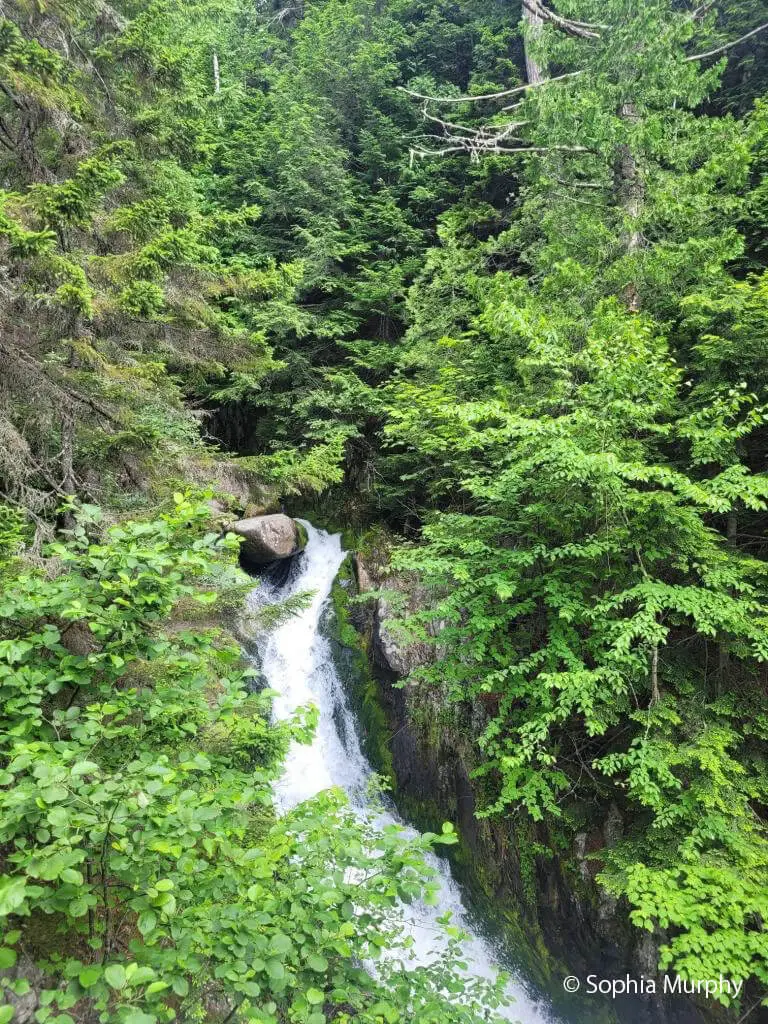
[325,550,731,1024]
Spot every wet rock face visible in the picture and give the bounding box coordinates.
[347,550,725,1024]
[231,514,306,567]
[373,598,432,677]
[354,556,437,678]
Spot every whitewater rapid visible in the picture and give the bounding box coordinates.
[244,522,562,1024]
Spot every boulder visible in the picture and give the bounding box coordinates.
[230,514,306,567]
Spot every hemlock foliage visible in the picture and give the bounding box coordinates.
[1,0,768,1018]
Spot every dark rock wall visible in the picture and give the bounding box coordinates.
[330,552,733,1024]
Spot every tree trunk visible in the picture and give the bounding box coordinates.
[60,412,76,530]
[716,511,738,696]
[615,102,643,312]
[523,3,544,85]
[650,643,660,704]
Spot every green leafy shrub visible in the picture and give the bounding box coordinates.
[0,497,506,1023]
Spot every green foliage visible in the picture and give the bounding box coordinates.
[238,430,352,496]
[0,497,507,1023]
[4,0,768,1011]
[371,0,768,1005]
[248,590,316,633]
[117,280,165,317]
[0,505,26,578]
[27,157,125,231]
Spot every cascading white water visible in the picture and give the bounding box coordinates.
[245,522,564,1024]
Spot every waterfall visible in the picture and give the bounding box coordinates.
[245,521,564,1024]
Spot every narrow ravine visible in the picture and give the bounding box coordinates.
[244,521,564,1024]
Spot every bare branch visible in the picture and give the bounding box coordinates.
[496,144,590,153]
[421,105,529,137]
[420,107,530,154]
[0,119,17,153]
[552,189,606,208]
[409,145,466,164]
[268,5,302,25]
[411,143,590,163]
[650,645,660,704]
[212,50,221,94]
[0,338,119,423]
[0,81,25,111]
[553,177,609,189]
[398,70,583,107]
[690,2,715,20]
[523,0,602,39]
[686,20,768,60]
[564,16,610,30]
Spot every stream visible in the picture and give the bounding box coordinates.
[244,521,567,1024]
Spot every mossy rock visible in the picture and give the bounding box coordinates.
[294,519,309,551]
[322,554,396,785]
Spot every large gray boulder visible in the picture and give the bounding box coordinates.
[230,514,307,567]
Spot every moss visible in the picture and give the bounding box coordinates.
[324,554,395,785]
[285,489,387,552]
[23,909,76,960]
[294,518,308,551]
[322,550,621,1021]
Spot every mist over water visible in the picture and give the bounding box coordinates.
[244,521,563,1024]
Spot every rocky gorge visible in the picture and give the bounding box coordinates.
[315,537,735,1024]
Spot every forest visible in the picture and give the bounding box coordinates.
[1,0,768,1022]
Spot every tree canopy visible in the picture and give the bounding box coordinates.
[2,0,768,1019]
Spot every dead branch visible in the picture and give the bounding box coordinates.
[401,15,768,114]
[500,99,526,113]
[397,70,584,107]
[690,2,715,20]
[0,82,25,111]
[412,91,590,162]
[418,105,532,157]
[268,5,303,25]
[421,105,530,137]
[523,0,602,40]
[411,142,590,163]
[650,645,660,704]
[553,177,609,189]
[0,337,119,424]
[552,188,606,208]
[686,20,768,60]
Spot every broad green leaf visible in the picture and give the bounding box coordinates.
[104,964,127,990]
